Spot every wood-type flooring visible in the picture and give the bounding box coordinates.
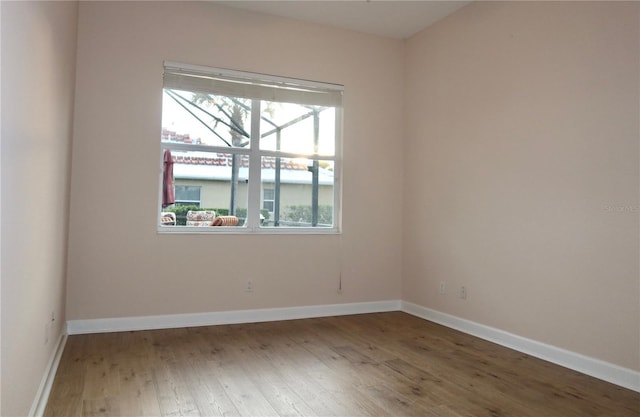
[44,312,640,416]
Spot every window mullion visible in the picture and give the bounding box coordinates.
[247,99,262,230]
[333,108,343,232]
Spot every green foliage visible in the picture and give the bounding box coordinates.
[163,205,228,225]
[281,205,333,226]
[234,208,270,221]
[164,205,269,225]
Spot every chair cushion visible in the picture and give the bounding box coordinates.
[212,216,239,226]
[186,210,216,226]
[161,212,176,225]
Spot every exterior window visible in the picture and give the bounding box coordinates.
[263,188,275,213]
[175,185,201,207]
[159,61,342,233]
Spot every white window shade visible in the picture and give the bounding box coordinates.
[163,62,343,107]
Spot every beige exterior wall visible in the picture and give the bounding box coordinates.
[403,1,639,371]
[174,179,333,215]
[174,179,246,210]
[0,1,78,415]
[67,1,404,320]
[269,184,334,208]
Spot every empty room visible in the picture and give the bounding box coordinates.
[1,1,639,416]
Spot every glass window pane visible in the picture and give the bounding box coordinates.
[162,89,251,149]
[175,185,201,203]
[260,102,336,157]
[260,157,334,228]
[162,150,249,227]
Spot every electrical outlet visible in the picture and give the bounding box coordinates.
[459,286,467,300]
[245,279,254,292]
[439,281,446,295]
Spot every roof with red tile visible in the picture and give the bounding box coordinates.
[162,128,309,171]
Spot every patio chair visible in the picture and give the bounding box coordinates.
[186,210,216,226]
[161,212,176,226]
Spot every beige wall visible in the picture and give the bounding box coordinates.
[403,1,639,371]
[5,7,635,415]
[66,2,404,320]
[0,1,78,415]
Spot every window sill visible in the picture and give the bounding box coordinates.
[157,225,340,235]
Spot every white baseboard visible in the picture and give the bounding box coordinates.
[28,331,67,417]
[64,299,639,393]
[401,301,640,393]
[66,300,402,335]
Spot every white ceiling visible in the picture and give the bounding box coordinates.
[216,1,471,40]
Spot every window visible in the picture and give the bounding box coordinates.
[159,61,342,233]
[262,188,275,213]
[175,185,201,207]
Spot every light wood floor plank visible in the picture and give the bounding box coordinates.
[44,312,640,417]
[226,334,318,416]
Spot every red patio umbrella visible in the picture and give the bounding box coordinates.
[162,149,175,208]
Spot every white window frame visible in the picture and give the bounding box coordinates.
[158,61,343,234]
